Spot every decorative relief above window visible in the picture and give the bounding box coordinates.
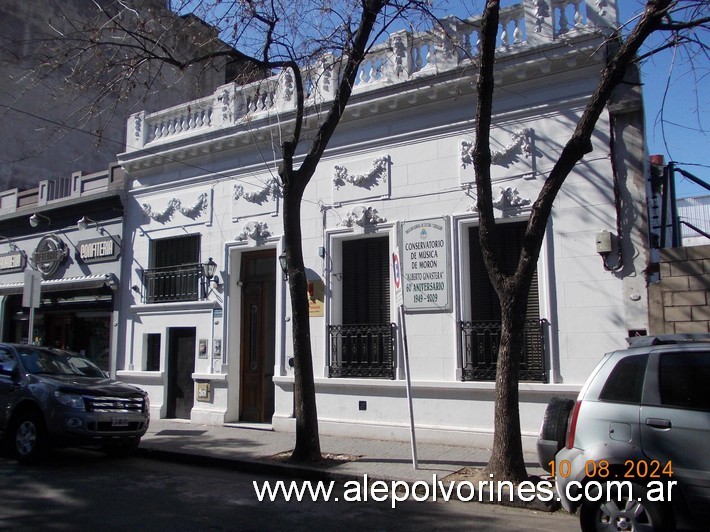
[459,128,540,188]
[332,156,391,205]
[461,128,533,169]
[142,192,209,223]
[338,205,387,229]
[236,221,272,243]
[493,186,531,216]
[234,178,281,205]
[468,187,531,218]
[333,156,389,189]
[232,177,280,221]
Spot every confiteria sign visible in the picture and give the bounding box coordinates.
[77,236,121,263]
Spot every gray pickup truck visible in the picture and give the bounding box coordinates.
[0,343,149,463]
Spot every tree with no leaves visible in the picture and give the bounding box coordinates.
[19,0,433,463]
[9,0,709,473]
[473,0,708,481]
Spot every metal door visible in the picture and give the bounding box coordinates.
[166,327,196,419]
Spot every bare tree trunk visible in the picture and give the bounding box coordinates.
[473,0,675,482]
[485,288,529,482]
[281,172,322,462]
[278,0,387,463]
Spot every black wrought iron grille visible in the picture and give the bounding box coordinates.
[142,263,204,303]
[459,319,546,382]
[328,323,396,379]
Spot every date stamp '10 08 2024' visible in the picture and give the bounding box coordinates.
[549,459,674,480]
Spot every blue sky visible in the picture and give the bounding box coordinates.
[436,1,709,198]
[617,1,709,198]
[190,0,707,197]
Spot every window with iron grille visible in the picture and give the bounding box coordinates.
[461,222,546,382]
[143,235,202,303]
[328,237,395,379]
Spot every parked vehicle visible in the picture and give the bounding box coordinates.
[538,334,710,531]
[0,344,149,463]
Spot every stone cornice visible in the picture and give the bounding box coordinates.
[119,35,605,174]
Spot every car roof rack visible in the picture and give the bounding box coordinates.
[627,333,710,347]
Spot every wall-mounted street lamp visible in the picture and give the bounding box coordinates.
[77,215,121,247]
[279,251,288,280]
[77,215,102,232]
[202,257,220,293]
[29,212,51,228]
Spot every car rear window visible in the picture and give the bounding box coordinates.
[659,352,710,411]
[600,354,647,404]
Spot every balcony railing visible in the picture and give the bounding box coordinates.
[459,319,546,382]
[141,263,206,303]
[328,323,396,379]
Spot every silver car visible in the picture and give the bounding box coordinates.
[0,344,149,463]
[538,334,710,531]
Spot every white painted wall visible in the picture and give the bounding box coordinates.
[116,7,650,449]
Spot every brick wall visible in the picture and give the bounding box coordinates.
[649,244,710,334]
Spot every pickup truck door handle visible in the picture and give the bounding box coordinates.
[645,418,672,429]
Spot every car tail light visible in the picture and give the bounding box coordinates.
[565,400,582,449]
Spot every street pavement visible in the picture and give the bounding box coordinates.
[138,419,559,512]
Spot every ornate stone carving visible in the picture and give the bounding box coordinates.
[142,192,208,223]
[233,178,281,205]
[133,114,142,142]
[282,68,294,102]
[595,0,608,18]
[529,0,550,34]
[333,157,389,189]
[392,35,406,78]
[236,221,271,242]
[492,187,531,216]
[491,128,533,165]
[338,205,386,228]
[460,128,533,168]
[217,88,232,123]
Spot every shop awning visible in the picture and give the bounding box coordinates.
[0,273,118,295]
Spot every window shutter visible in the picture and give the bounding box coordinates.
[151,234,200,268]
[469,223,539,320]
[342,237,390,324]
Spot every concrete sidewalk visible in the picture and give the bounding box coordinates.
[138,418,552,509]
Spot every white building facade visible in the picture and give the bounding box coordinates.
[116,1,652,449]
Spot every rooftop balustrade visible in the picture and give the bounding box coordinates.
[125,1,618,153]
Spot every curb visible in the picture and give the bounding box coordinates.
[136,447,367,483]
[136,446,561,513]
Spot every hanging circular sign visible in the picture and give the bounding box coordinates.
[392,252,401,290]
[32,234,68,277]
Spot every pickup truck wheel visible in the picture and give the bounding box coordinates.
[12,412,48,464]
[580,482,674,532]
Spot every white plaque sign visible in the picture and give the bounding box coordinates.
[400,217,451,312]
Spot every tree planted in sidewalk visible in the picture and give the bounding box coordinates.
[10,0,708,478]
[471,0,708,481]
[17,0,433,463]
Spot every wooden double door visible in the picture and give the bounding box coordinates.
[239,250,276,423]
